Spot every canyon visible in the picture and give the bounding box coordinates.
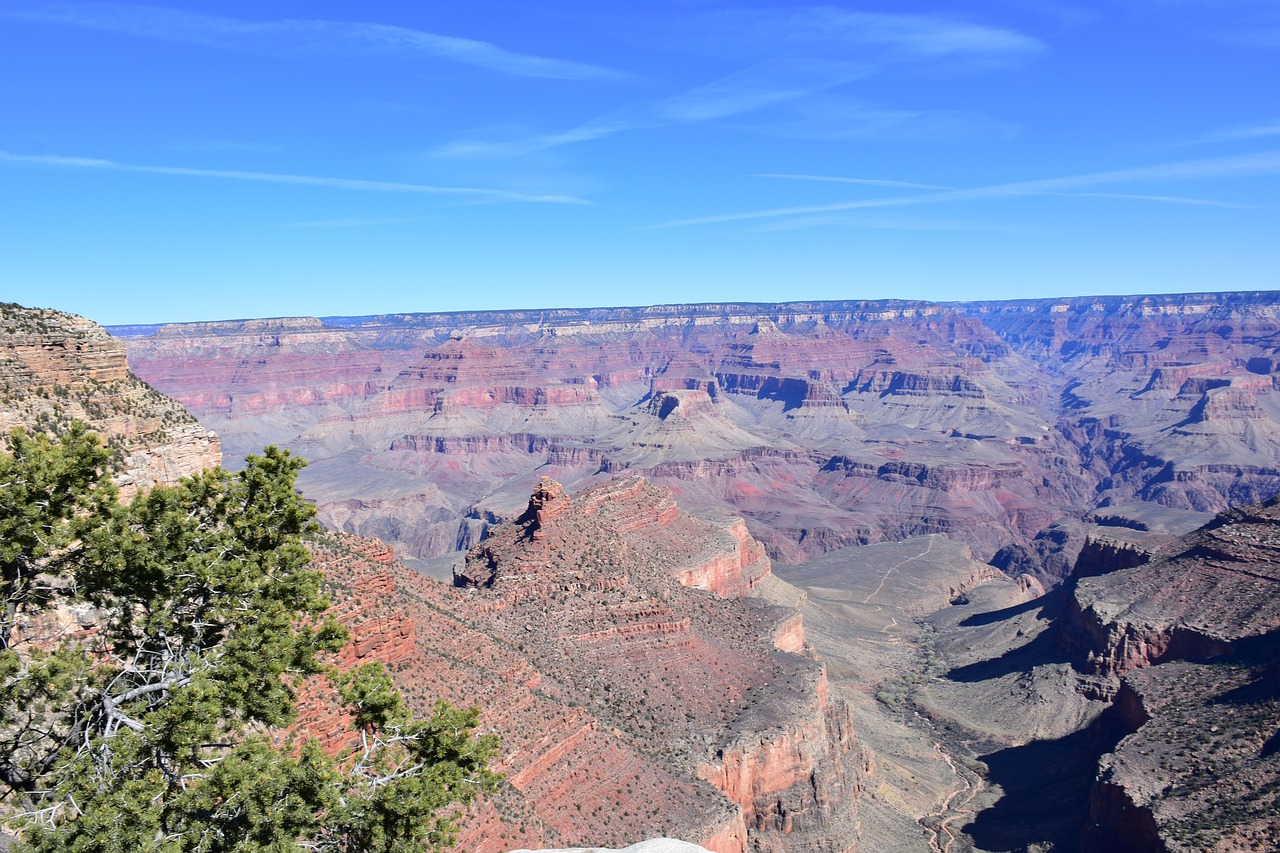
[7,296,1280,850]
[5,303,866,850]
[113,291,1280,584]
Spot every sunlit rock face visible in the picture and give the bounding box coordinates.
[117,291,1280,581]
[2,302,221,496]
[303,476,866,853]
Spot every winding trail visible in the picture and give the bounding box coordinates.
[859,537,984,852]
[863,535,938,604]
[920,724,983,853]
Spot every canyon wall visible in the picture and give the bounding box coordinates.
[113,291,1280,581]
[1066,500,1280,677]
[1066,500,1280,851]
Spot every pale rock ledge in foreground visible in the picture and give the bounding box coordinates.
[507,841,711,853]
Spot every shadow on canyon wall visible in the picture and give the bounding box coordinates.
[967,705,1129,851]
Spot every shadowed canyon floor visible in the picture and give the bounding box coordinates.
[824,500,1280,852]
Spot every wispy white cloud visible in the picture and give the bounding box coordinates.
[653,59,868,122]
[1004,151,1280,189]
[724,95,1019,143]
[756,174,953,190]
[3,2,632,81]
[652,151,1280,227]
[1022,191,1259,207]
[812,9,1043,59]
[752,214,1032,233]
[666,7,1043,63]
[435,114,637,159]
[434,7,1037,159]
[436,59,869,158]
[1176,120,1280,146]
[0,150,588,204]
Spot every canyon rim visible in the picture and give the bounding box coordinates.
[5,294,1280,851]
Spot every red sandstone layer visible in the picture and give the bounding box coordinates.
[300,476,864,851]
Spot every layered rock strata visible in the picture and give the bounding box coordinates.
[114,291,1280,582]
[302,478,864,852]
[1067,500,1280,677]
[507,840,714,853]
[2,302,220,493]
[1063,502,1280,850]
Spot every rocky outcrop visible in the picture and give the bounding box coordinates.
[457,477,772,598]
[2,302,221,495]
[674,519,773,599]
[849,369,986,398]
[299,477,865,852]
[713,373,848,411]
[869,459,1021,491]
[697,669,861,845]
[1066,499,1280,676]
[1081,780,1162,853]
[1070,534,1153,579]
[1052,500,1280,849]
[1078,630,1280,852]
[447,478,864,851]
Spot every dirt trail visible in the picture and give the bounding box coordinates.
[858,538,983,853]
[911,710,983,853]
[863,535,938,604]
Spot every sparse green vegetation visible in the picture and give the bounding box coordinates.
[1,424,498,851]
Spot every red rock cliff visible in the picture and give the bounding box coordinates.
[448,477,865,852]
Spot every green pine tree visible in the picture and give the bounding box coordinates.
[0,424,498,851]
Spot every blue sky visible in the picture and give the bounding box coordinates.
[1,0,1278,324]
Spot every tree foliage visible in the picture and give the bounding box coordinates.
[0,425,498,851]
[0,423,115,652]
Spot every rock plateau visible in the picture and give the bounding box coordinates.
[114,291,1280,582]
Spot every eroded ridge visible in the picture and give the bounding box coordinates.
[305,478,867,852]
